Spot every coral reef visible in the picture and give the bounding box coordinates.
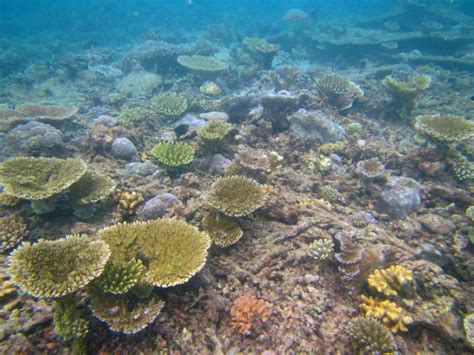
[202,213,243,247]
[177,55,228,74]
[151,92,188,119]
[319,185,341,203]
[8,234,111,298]
[95,258,145,294]
[447,149,474,183]
[308,238,334,262]
[415,115,474,143]
[348,317,397,354]
[150,141,195,168]
[117,106,156,124]
[114,190,144,215]
[98,219,211,287]
[315,73,364,110]
[367,265,413,296]
[198,121,233,145]
[464,313,474,348]
[0,272,17,298]
[15,103,78,122]
[91,292,165,334]
[242,37,280,69]
[334,232,365,281]
[359,295,413,333]
[230,293,270,335]
[356,158,386,180]
[53,296,89,341]
[199,81,221,97]
[204,176,267,217]
[0,215,27,253]
[68,171,115,206]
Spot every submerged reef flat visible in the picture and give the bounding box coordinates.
[0,0,473,353]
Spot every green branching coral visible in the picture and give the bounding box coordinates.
[150,141,195,168]
[382,74,431,120]
[348,317,397,354]
[91,292,164,334]
[198,121,233,144]
[177,55,228,73]
[117,106,156,123]
[0,215,28,253]
[203,213,243,247]
[204,176,267,217]
[447,149,474,183]
[99,219,211,287]
[8,234,110,298]
[53,296,89,341]
[69,171,115,206]
[95,258,145,294]
[151,92,188,118]
[415,115,474,143]
[308,238,334,262]
[0,157,87,200]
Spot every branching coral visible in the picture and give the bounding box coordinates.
[320,185,341,203]
[53,296,89,341]
[99,219,211,287]
[200,81,221,97]
[348,316,397,354]
[0,215,28,253]
[368,265,413,296]
[151,92,188,118]
[202,213,243,247]
[117,106,156,123]
[447,149,474,183]
[150,141,195,168]
[177,55,228,73]
[8,234,110,298]
[464,313,474,348]
[334,232,365,281]
[415,115,474,143]
[360,295,413,333]
[0,157,87,200]
[315,73,364,110]
[91,292,164,334]
[230,293,270,335]
[204,176,267,217]
[0,192,21,207]
[95,258,145,294]
[114,190,144,215]
[198,121,233,145]
[357,158,386,180]
[308,238,334,262]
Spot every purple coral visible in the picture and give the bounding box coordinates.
[334,232,365,281]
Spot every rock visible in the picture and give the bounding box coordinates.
[117,66,162,97]
[111,137,138,161]
[6,121,63,154]
[124,161,158,178]
[199,111,229,122]
[94,115,116,127]
[289,109,346,147]
[139,193,182,220]
[172,114,207,138]
[417,214,456,235]
[376,176,422,219]
[417,243,451,267]
[209,154,231,175]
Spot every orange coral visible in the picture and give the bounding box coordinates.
[230,293,270,335]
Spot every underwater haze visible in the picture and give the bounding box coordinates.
[0,0,474,353]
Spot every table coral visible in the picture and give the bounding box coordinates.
[198,121,233,145]
[415,115,474,143]
[177,55,228,73]
[151,92,188,118]
[230,293,270,335]
[8,234,111,298]
[202,212,243,247]
[15,103,79,121]
[204,176,267,217]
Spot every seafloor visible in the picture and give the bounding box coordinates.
[0,2,473,354]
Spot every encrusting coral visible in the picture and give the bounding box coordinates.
[368,265,413,296]
[150,141,195,168]
[315,73,364,110]
[415,115,474,143]
[91,292,165,334]
[151,92,188,118]
[348,316,397,354]
[95,258,145,294]
[230,293,271,335]
[202,212,243,247]
[8,234,111,298]
[0,215,28,253]
[99,219,211,287]
[360,295,413,333]
[204,176,267,217]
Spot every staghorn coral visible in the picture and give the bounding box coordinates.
[357,158,386,180]
[150,141,195,168]
[360,295,413,333]
[230,293,270,335]
[382,74,431,120]
[348,316,397,354]
[200,81,221,97]
[95,258,145,294]
[91,292,164,334]
[198,121,233,146]
[69,171,115,206]
[99,219,211,287]
[415,115,474,143]
[16,103,79,121]
[114,190,144,215]
[151,92,188,118]
[315,73,364,111]
[308,238,334,262]
[8,234,110,298]
[334,232,365,281]
[53,296,89,341]
[0,157,87,200]
[177,55,228,73]
[464,313,474,348]
[447,149,474,183]
[204,176,267,217]
[368,265,413,297]
[0,215,28,253]
[117,106,156,124]
[202,212,243,247]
